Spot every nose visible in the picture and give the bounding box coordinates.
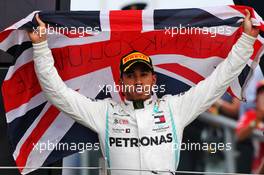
[134,75,142,85]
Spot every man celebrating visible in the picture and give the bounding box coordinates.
[29,9,259,175]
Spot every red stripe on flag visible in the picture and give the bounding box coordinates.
[15,105,60,172]
[252,39,264,61]
[108,10,143,100]
[0,29,13,42]
[227,87,236,98]
[157,63,205,84]
[2,61,42,112]
[109,10,142,31]
[229,5,256,19]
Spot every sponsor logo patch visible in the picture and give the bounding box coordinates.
[112,128,131,134]
[113,119,129,125]
[122,52,150,64]
[109,133,172,147]
[152,125,170,132]
[154,115,166,124]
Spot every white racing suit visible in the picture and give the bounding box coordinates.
[33,33,256,175]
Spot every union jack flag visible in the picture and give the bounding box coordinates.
[1,5,264,174]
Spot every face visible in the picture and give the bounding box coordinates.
[120,64,156,101]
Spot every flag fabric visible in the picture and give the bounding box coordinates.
[1,5,264,174]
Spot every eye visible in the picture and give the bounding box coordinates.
[141,72,148,77]
[126,73,133,78]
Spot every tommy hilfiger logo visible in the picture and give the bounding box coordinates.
[154,115,166,124]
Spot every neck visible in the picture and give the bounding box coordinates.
[124,96,152,109]
[133,100,144,109]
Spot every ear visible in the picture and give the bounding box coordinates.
[118,78,125,96]
[152,73,157,85]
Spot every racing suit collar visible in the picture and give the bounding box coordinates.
[124,97,153,110]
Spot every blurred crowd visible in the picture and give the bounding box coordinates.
[178,65,264,174]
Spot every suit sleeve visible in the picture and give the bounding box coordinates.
[170,33,256,128]
[33,40,107,133]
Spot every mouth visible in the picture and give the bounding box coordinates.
[134,85,151,95]
[134,85,143,93]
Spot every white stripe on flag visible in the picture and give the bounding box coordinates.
[21,113,75,175]
[0,30,30,52]
[5,48,33,80]
[151,54,223,77]
[5,11,38,31]
[200,6,243,21]
[6,93,46,123]
[100,11,111,32]
[142,9,154,32]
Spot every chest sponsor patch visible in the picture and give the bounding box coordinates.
[152,125,170,132]
[154,115,166,124]
[109,133,172,147]
[113,118,129,125]
[112,128,131,134]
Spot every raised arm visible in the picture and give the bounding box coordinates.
[170,9,259,127]
[29,14,107,132]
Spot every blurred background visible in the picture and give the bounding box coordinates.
[1,0,264,175]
